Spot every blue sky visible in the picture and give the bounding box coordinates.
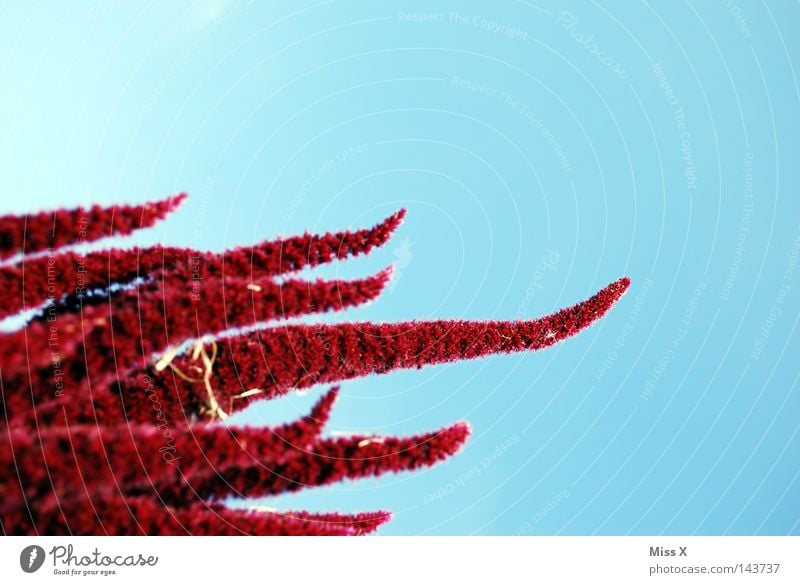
[1,1,798,535]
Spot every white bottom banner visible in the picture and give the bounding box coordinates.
[1,537,797,584]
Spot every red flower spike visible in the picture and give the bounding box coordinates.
[0,268,391,418]
[10,496,391,536]
[0,208,404,321]
[0,193,629,535]
[228,277,631,398]
[99,277,630,423]
[0,419,470,511]
[0,193,185,261]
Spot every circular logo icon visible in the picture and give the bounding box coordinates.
[19,545,46,573]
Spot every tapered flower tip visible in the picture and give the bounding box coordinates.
[308,386,340,428]
[546,275,630,339]
[279,509,393,535]
[365,208,406,246]
[433,420,471,458]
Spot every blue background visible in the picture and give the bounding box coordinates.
[1,1,798,535]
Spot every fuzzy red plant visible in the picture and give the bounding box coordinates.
[0,194,630,535]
